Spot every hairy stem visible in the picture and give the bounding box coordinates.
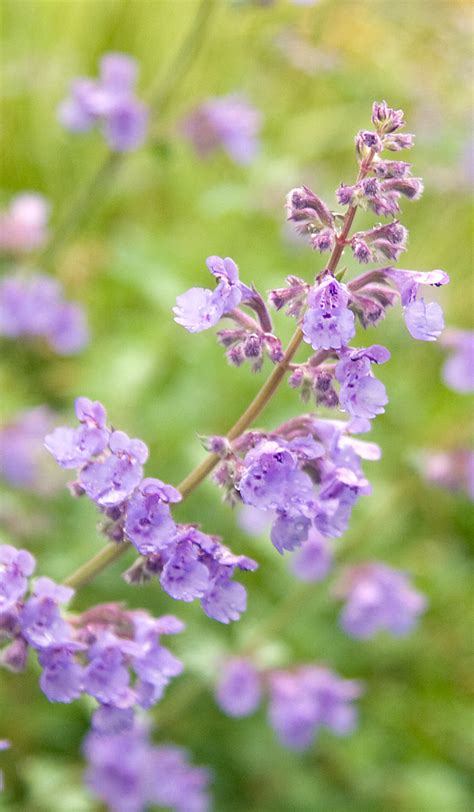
[63,157,374,590]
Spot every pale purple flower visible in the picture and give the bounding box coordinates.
[0,544,35,613]
[182,94,261,164]
[371,101,405,135]
[0,407,62,493]
[0,272,89,354]
[58,53,148,152]
[335,345,390,420]
[441,330,474,393]
[125,478,178,555]
[39,643,85,703]
[174,255,248,333]
[160,540,210,602]
[238,439,313,512]
[270,510,311,554]
[302,276,355,351]
[268,666,361,750]
[0,193,50,254]
[20,577,74,650]
[404,298,444,341]
[44,397,110,469]
[290,529,333,582]
[338,563,427,638]
[216,657,262,717]
[84,642,132,707]
[84,723,211,812]
[79,430,148,507]
[419,449,474,501]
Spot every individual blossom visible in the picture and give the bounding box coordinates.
[44,397,110,470]
[302,276,355,351]
[58,52,149,152]
[174,255,249,333]
[0,544,35,613]
[268,666,362,750]
[337,562,427,639]
[440,329,474,393]
[0,406,62,493]
[0,193,50,254]
[181,94,261,165]
[79,430,148,507]
[20,576,74,650]
[215,658,262,717]
[124,477,180,555]
[0,272,89,354]
[335,345,390,420]
[84,721,211,812]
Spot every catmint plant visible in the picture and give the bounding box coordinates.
[2,101,452,810]
[181,94,262,164]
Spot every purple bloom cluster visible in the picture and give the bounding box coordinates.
[0,193,49,254]
[440,329,474,393]
[45,398,257,623]
[215,658,361,751]
[0,406,62,493]
[182,94,261,164]
[214,415,380,556]
[336,563,426,638]
[58,53,148,152]
[0,272,89,354]
[84,720,210,812]
[174,255,283,370]
[0,543,185,715]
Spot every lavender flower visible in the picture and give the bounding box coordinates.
[419,449,474,501]
[302,276,355,351]
[0,272,89,354]
[215,658,262,717]
[0,544,35,613]
[182,94,261,164]
[290,529,333,582]
[0,406,63,493]
[268,666,362,750]
[84,721,211,812]
[174,256,248,333]
[335,345,390,420]
[0,193,49,254]
[338,563,427,638]
[441,329,474,393]
[58,53,149,152]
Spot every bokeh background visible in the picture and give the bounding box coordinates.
[1,0,473,810]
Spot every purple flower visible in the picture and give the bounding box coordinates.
[0,272,89,355]
[215,658,262,717]
[44,397,110,469]
[160,540,210,602]
[238,439,312,511]
[39,643,84,703]
[268,666,361,750]
[404,298,444,341]
[182,94,261,164]
[84,640,133,707]
[58,52,149,152]
[125,478,178,555]
[200,574,247,624]
[302,277,355,351]
[441,330,474,393]
[0,193,50,254]
[84,723,211,812]
[79,430,148,507]
[20,577,74,649]
[270,510,311,554]
[335,345,390,420]
[420,449,474,501]
[371,101,405,134]
[174,255,248,333]
[290,529,333,582]
[0,544,35,613]
[0,406,61,491]
[338,563,427,638]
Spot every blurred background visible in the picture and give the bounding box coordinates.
[0,0,472,810]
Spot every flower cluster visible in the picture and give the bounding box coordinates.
[335,563,427,638]
[181,94,261,164]
[0,272,89,354]
[58,53,149,152]
[44,398,257,623]
[0,407,61,493]
[440,329,474,394]
[0,544,185,719]
[213,415,380,556]
[84,719,210,812]
[215,658,361,751]
[174,255,283,369]
[0,193,49,254]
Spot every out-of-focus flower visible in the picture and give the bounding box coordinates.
[0,272,89,354]
[337,563,426,638]
[0,194,50,254]
[215,658,262,717]
[181,94,261,164]
[58,53,149,152]
[418,449,474,501]
[440,329,474,393]
[0,407,63,494]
